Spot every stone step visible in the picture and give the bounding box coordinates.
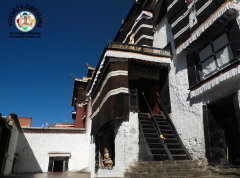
[151,148,185,154]
[213,169,240,176]
[143,133,175,139]
[207,165,240,177]
[142,128,157,133]
[140,120,152,124]
[193,176,225,178]
[141,124,155,129]
[146,137,178,143]
[125,170,212,178]
[155,118,167,122]
[153,154,187,160]
[137,160,203,167]
[143,132,159,137]
[158,124,170,129]
[160,129,173,134]
[157,121,168,124]
[130,165,206,173]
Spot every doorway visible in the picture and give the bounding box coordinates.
[129,65,171,114]
[129,78,159,113]
[204,94,240,165]
[53,160,63,172]
[48,157,69,172]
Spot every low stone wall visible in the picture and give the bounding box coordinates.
[13,131,90,173]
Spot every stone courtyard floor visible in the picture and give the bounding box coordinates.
[5,172,91,178]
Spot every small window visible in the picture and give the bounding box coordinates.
[198,33,234,78]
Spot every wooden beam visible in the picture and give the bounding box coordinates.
[129,70,159,80]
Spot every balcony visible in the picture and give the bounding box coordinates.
[108,41,172,58]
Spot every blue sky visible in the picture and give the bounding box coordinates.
[0,0,133,127]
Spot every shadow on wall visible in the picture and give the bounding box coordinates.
[12,132,42,173]
[164,19,188,74]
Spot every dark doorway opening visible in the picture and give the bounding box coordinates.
[48,157,69,172]
[0,125,11,175]
[53,160,63,172]
[97,125,115,168]
[129,66,171,114]
[204,94,240,165]
[129,79,159,113]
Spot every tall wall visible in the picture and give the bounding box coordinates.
[13,132,91,173]
[153,17,206,161]
[153,14,240,161]
[4,121,19,176]
[85,100,93,173]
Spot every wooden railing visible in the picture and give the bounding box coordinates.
[108,40,171,58]
[142,92,173,160]
[156,93,192,160]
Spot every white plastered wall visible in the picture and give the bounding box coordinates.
[13,132,90,173]
[85,100,93,173]
[153,17,207,160]
[124,112,139,169]
[153,16,240,161]
[4,121,19,176]
[93,112,139,177]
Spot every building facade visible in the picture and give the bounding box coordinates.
[3,1,240,177]
[86,0,240,177]
[11,65,95,174]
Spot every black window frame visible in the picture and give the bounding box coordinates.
[186,18,240,89]
[196,30,236,79]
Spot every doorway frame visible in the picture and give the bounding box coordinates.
[48,154,70,172]
[203,92,240,165]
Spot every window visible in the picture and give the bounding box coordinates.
[198,33,234,78]
[186,19,240,89]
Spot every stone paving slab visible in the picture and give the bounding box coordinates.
[4,172,90,178]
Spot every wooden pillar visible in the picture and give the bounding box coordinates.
[75,103,84,128]
[202,105,212,163]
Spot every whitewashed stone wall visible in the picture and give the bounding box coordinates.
[124,112,139,169]
[85,100,93,173]
[153,17,206,161]
[13,132,90,173]
[90,135,96,178]
[94,111,139,177]
[153,16,240,161]
[95,120,125,177]
[4,121,19,176]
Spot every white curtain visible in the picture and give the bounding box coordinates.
[201,56,217,76]
[199,33,234,77]
[216,45,234,67]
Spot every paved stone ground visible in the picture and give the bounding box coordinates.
[5,172,91,178]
